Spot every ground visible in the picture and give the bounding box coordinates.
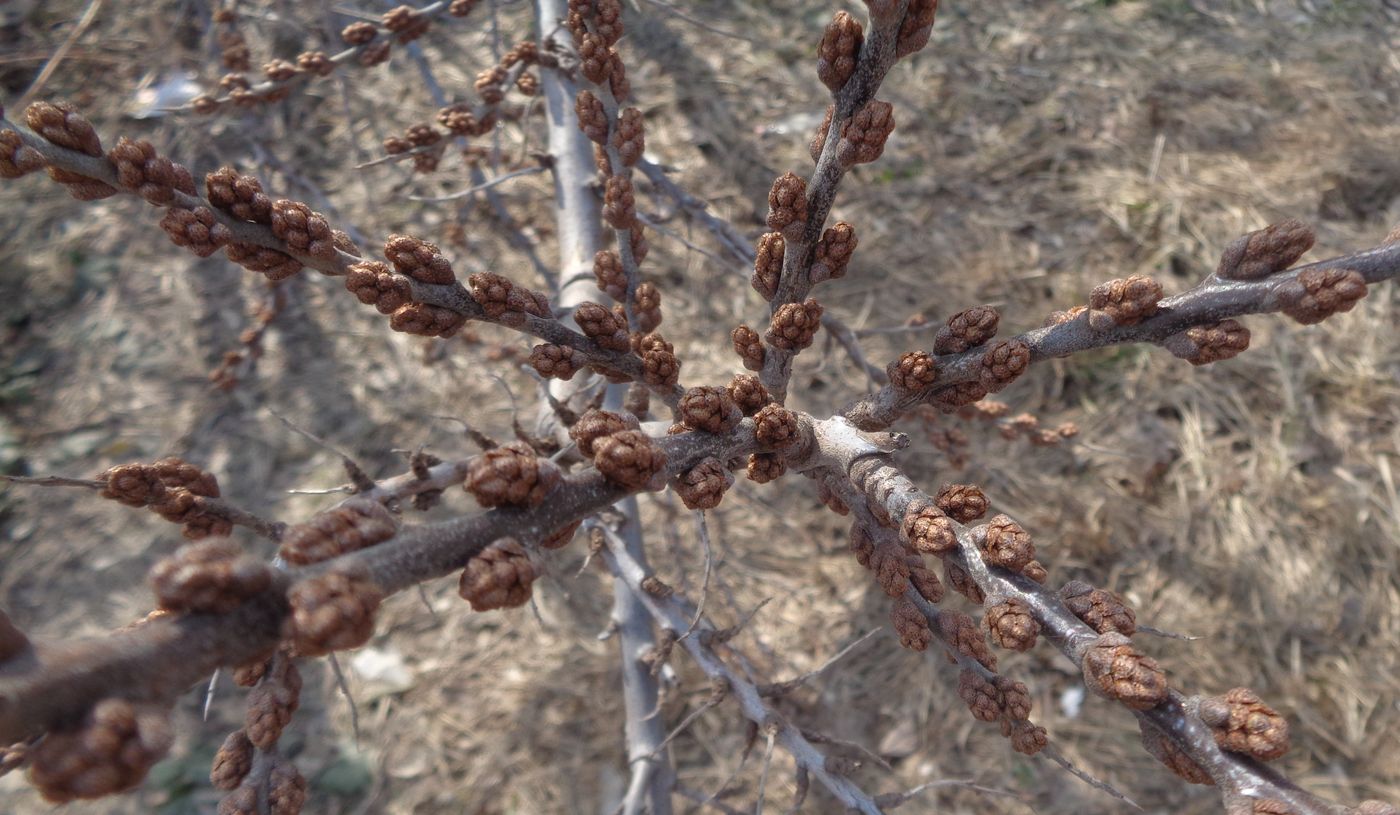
[0,1,1398,813]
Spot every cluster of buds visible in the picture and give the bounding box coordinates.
[22,102,115,200]
[811,100,896,167]
[149,540,272,614]
[279,498,398,565]
[284,568,383,657]
[205,166,304,280]
[241,656,302,749]
[465,442,563,508]
[26,699,173,802]
[459,538,537,611]
[99,457,232,538]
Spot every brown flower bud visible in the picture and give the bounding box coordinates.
[939,610,996,670]
[1198,688,1290,761]
[934,305,1000,354]
[389,302,465,338]
[901,501,957,555]
[838,100,895,166]
[466,442,562,508]
[593,250,626,300]
[571,409,638,457]
[210,729,254,791]
[279,499,397,566]
[1059,580,1136,636]
[979,514,1035,572]
[1139,719,1214,785]
[27,699,172,802]
[754,404,800,449]
[267,760,306,815]
[296,50,335,76]
[752,232,784,300]
[1022,560,1048,583]
[205,166,271,223]
[896,0,939,58]
[817,11,863,92]
[384,234,454,285]
[611,107,645,167]
[267,199,335,259]
[983,596,1040,651]
[346,261,412,314]
[358,41,392,67]
[594,429,667,489]
[732,324,765,371]
[468,272,551,322]
[634,282,662,332]
[766,298,823,351]
[1218,218,1315,281]
[0,129,46,178]
[870,542,911,596]
[810,105,835,163]
[578,32,611,83]
[1277,267,1367,325]
[383,5,430,41]
[680,386,742,434]
[891,596,931,651]
[575,301,631,351]
[1007,719,1048,756]
[727,374,771,415]
[459,538,536,611]
[641,347,681,387]
[674,457,733,510]
[160,207,233,258]
[885,351,934,392]
[979,339,1030,393]
[1089,274,1163,329]
[747,452,786,484]
[1165,319,1250,365]
[25,101,103,156]
[575,90,609,144]
[848,523,876,568]
[285,569,383,656]
[108,137,196,205]
[934,483,987,523]
[150,540,271,614]
[907,552,944,603]
[343,21,378,45]
[766,172,808,240]
[944,558,985,604]
[529,343,581,381]
[604,175,636,229]
[262,59,299,82]
[811,221,857,283]
[1082,632,1168,710]
[957,669,1001,722]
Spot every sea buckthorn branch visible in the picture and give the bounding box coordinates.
[186,2,476,115]
[0,106,688,407]
[562,0,658,332]
[791,424,1376,814]
[0,423,758,749]
[0,470,286,542]
[531,8,674,804]
[754,0,932,402]
[845,230,1400,431]
[598,525,890,815]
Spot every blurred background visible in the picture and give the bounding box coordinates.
[0,1,1397,812]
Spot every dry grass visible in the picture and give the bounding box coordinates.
[1,0,1398,813]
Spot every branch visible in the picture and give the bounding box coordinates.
[843,239,1400,430]
[0,424,757,745]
